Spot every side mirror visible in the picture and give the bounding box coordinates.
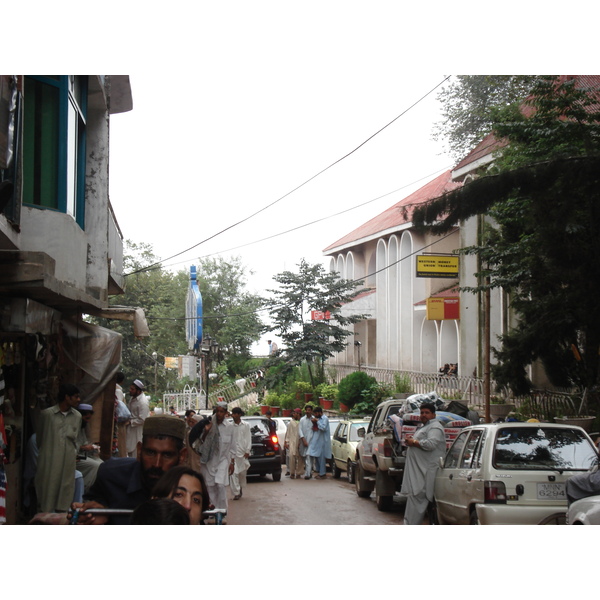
[357,427,366,438]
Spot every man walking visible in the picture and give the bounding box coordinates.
[230,407,251,500]
[307,406,331,479]
[298,404,314,479]
[285,408,304,479]
[401,402,446,525]
[35,384,82,513]
[198,401,235,516]
[126,379,149,457]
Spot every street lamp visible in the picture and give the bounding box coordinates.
[202,335,219,409]
[152,351,158,400]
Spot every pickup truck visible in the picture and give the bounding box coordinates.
[354,398,471,511]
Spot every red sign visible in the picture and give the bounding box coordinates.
[311,310,331,321]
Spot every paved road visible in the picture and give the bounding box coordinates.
[221,471,409,525]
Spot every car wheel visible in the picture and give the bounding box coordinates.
[469,508,479,525]
[347,460,355,484]
[272,471,282,482]
[376,492,393,512]
[333,461,342,479]
[355,460,372,498]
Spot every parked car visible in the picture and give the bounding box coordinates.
[326,417,341,472]
[243,416,282,482]
[433,422,598,525]
[567,495,600,524]
[331,418,371,483]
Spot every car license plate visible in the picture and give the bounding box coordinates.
[537,482,566,500]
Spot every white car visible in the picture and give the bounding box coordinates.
[567,495,600,524]
[433,422,598,525]
[331,419,371,483]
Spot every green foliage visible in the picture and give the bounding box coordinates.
[350,381,393,415]
[337,371,377,409]
[393,373,413,394]
[432,75,539,161]
[317,383,338,400]
[416,76,600,407]
[265,259,369,388]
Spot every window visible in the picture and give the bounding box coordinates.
[23,75,87,228]
[460,430,484,469]
[444,430,469,469]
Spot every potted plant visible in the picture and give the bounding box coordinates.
[294,381,313,403]
[280,392,296,417]
[263,392,279,415]
[489,396,516,420]
[317,383,338,410]
[337,371,377,413]
[393,373,413,399]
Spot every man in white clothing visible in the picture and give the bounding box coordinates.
[298,404,314,479]
[230,407,251,500]
[400,402,446,525]
[125,379,150,457]
[199,401,235,517]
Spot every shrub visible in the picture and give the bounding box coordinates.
[337,371,377,409]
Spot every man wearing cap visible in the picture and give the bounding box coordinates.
[125,379,150,458]
[230,407,251,500]
[75,403,103,493]
[198,401,235,515]
[73,415,188,524]
[35,383,82,513]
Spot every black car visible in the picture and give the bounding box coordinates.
[243,416,282,481]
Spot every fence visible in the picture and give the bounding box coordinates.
[327,364,582,420]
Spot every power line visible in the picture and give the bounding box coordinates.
[131,164,453,275]
[144,229,458,322]
[125,76,452,277]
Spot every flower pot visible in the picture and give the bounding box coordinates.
[270,406,280,416]
[554,416,595,432]
[489,403,516,419]
[339,402,350,413]
[304,393,313,402]
[321,398,334,410]
[282,409,292,417]
[260,405,269,415]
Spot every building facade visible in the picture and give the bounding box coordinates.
[0,75,139,524]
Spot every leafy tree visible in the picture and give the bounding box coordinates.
[264,259,369,388]
[415,76,600,409]
[93,241,189,396]
[194,256,264,378]
[432,75,539,161]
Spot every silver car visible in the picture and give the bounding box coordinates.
[433,422,598,525]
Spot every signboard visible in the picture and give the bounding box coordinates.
[426,297,460,320]
[416,254,459,278]
[311,310,331,321]
[186,266,203,351]
[164,357,178,369]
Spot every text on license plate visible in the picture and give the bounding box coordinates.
[537,482,566,500]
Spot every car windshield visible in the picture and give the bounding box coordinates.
[349,423,369,442]
[493,426,598,471]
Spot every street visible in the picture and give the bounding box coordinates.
[220,470,411,525]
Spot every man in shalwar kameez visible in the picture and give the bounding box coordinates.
[35,384,82,513]
[230,407,251,500]
[307,406,331,479]
[298,404,314,479]
[285,409,304,478]
[199,401,235,516]
[401,402,446,525]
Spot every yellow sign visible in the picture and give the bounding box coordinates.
[416,255,459,278]
[164,357,178,369]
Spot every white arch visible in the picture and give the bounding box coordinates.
[345,251,355,281]
[400,231,414,370]
[388,235,399,369]
[419,316,439,372]
[376,239,388,368]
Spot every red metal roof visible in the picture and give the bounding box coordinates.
[414,285,460,306]
[323,170,461,253]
